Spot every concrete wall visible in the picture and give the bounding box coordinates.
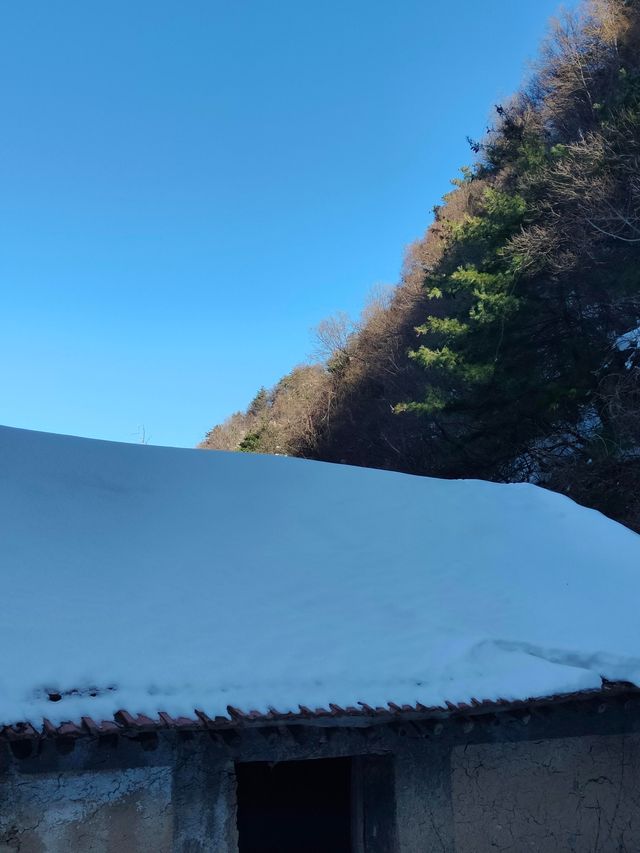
[0,766,173,853]
[451,733,640,853]
[393,731,640,853]
[2,707,640,852]
[0,726,395,853]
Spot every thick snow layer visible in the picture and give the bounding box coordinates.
[1,425,640,728]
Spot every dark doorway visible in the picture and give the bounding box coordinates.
[236,757,352,853]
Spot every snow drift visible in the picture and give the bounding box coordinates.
[1,425,639,727]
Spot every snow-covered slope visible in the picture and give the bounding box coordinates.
[1,425,639,727]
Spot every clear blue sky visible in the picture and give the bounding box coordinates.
[1,0,575,448]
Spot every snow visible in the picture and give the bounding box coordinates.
[1,425,639,728]
[615,325,640,352]
[615,325,640,370]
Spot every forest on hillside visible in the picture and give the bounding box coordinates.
[201,0,640,533]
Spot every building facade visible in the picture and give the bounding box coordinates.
[2,684,639,852]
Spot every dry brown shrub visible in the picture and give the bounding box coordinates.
[199,411,252,451]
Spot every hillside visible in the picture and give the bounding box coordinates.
[201,0,640,532]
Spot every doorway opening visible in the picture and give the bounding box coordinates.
[236,756,352,853]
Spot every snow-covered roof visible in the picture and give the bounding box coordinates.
[1,425,640,730]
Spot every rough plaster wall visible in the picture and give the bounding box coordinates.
[172,744,238,853]
[451,733,640,852]
[0,766,173,853]
[394,744,454,853]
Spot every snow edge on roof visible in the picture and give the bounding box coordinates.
[3,681,638,742]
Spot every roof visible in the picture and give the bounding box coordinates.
[4,682,639,743]
[1,425,640,731]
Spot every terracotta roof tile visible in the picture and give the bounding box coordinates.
[3,682,638,742]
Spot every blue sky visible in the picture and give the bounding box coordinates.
[1,0,575,448]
